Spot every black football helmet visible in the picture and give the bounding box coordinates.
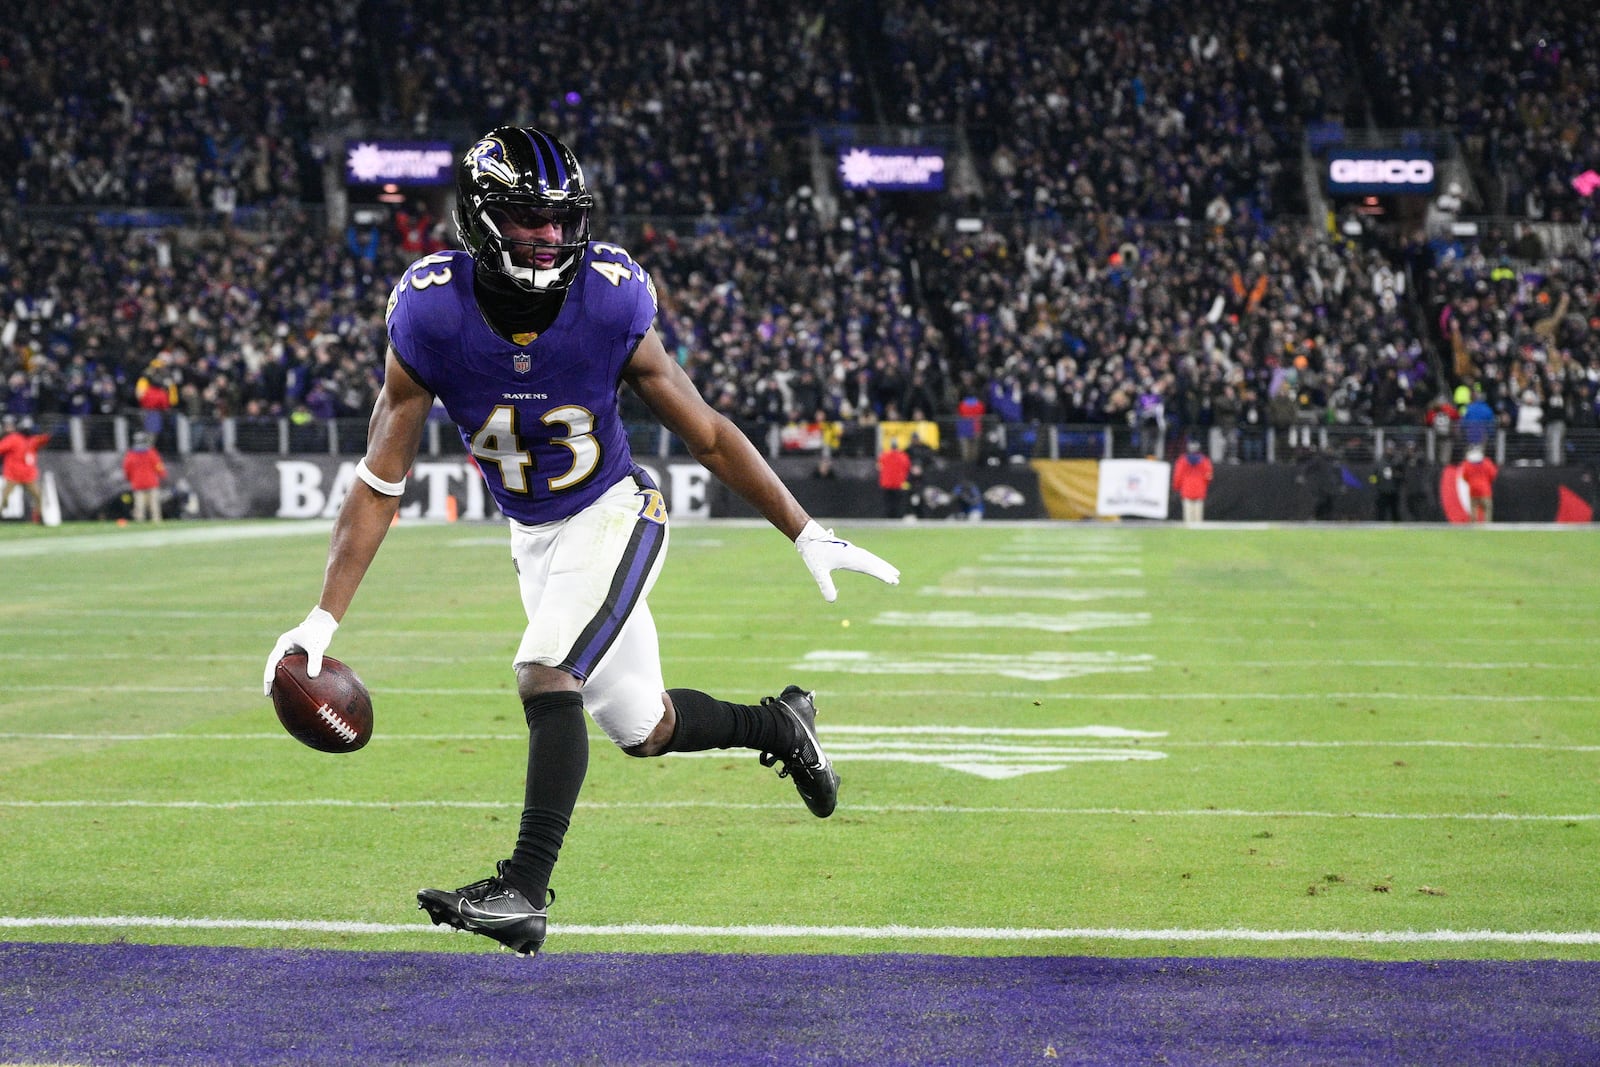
[454,127,594,293]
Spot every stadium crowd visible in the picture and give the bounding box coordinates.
[1,0,1597,453]
[1363,0,1598,222]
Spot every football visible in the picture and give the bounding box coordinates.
[270,653,373,753]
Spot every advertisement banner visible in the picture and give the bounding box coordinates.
[345,141,456,186]
[1096,459,1171,519]
[837,147,946,191]
[18,453,1593,525]
[1325,151,1437,196]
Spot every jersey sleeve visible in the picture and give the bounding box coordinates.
[384,253,469,387]
[584,242,658,361]
[629,262,659,352]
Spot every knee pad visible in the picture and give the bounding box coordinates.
[585,680,666,751]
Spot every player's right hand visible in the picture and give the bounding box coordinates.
[262,606,339,696]
[795,520,900,603]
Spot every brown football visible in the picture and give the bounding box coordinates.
[270,653,373,753]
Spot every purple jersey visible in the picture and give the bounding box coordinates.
[385,243,658,524]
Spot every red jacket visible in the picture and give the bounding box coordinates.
[1461,457,1498,498]
[1172,451,1214,501]
[878,447,911,490]
[0,431,50,484]
[123,447,167,491]
[956,396,986,438]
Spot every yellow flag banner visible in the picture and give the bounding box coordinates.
[1029,459,1105,520]
[877,421,940,453]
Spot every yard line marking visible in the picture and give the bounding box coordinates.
[1217,660,1597,670]
[667,746,1168,777]
[830,725,1166,737]
[919,586,1147,601]
[3,799,1598,822]
[872,611,1151,633]
[979,559,1145,566]
[1168,739,1600,750]
[797,650,1155,681]
[842,690,1600,703]
[954,566,1145,577]
[2,915,1598,945]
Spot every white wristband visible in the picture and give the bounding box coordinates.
[355,458,406,497]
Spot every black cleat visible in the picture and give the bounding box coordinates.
[759,685,839,818]
[417,861,553,955]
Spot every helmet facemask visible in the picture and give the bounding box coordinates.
[477,199,591,293]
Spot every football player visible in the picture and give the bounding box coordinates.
[263,127,898,955]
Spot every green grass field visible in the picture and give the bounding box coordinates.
[3,518,1597,962]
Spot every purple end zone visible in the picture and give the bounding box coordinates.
[3,943,1598,1065]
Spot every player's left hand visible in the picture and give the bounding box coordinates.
[795,520,900,603]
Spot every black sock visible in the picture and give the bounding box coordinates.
[666,688,794,754]
[501,690,588,902]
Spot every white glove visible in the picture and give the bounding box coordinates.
[262,606,339,696]
[795,520,900,603]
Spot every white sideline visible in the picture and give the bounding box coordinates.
[4,686,1599,703]
[2,914,1599,945]
[3,798,1599,821]
[0,521,333,557]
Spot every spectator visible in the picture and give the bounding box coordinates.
[956,388,986,461]
[1171,437,1214,524]
[122,430,168,524]
[136,357,179,439]
[1295,445,1341,521]
[1459,385,1498,448]
[0,415,51,522]
[1460,444,1499,523]
[1369,442,1404,522]
[877,438,911,519]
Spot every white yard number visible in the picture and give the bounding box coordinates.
[469,404,600,494]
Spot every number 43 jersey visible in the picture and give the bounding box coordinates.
[385,243,659,525]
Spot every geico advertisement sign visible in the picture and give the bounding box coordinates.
[273,460,711,519]
[1327,156,1436,191]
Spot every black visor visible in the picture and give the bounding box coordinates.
[485,202,586,241]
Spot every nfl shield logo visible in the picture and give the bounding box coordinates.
[513,352,531,374]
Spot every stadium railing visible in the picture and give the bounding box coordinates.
[41,413,1599,469]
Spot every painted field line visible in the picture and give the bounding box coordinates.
[0,643,710,663]
[2,799,1597,822]
[952,566,1145,577]
[844,690,1600,703]
[4,732,1600,753]
[0,522,332,557]
[1,654,1591,672]
[919,587,1147,600]
[1215,661,1594,670]
[2,915,1598,946]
